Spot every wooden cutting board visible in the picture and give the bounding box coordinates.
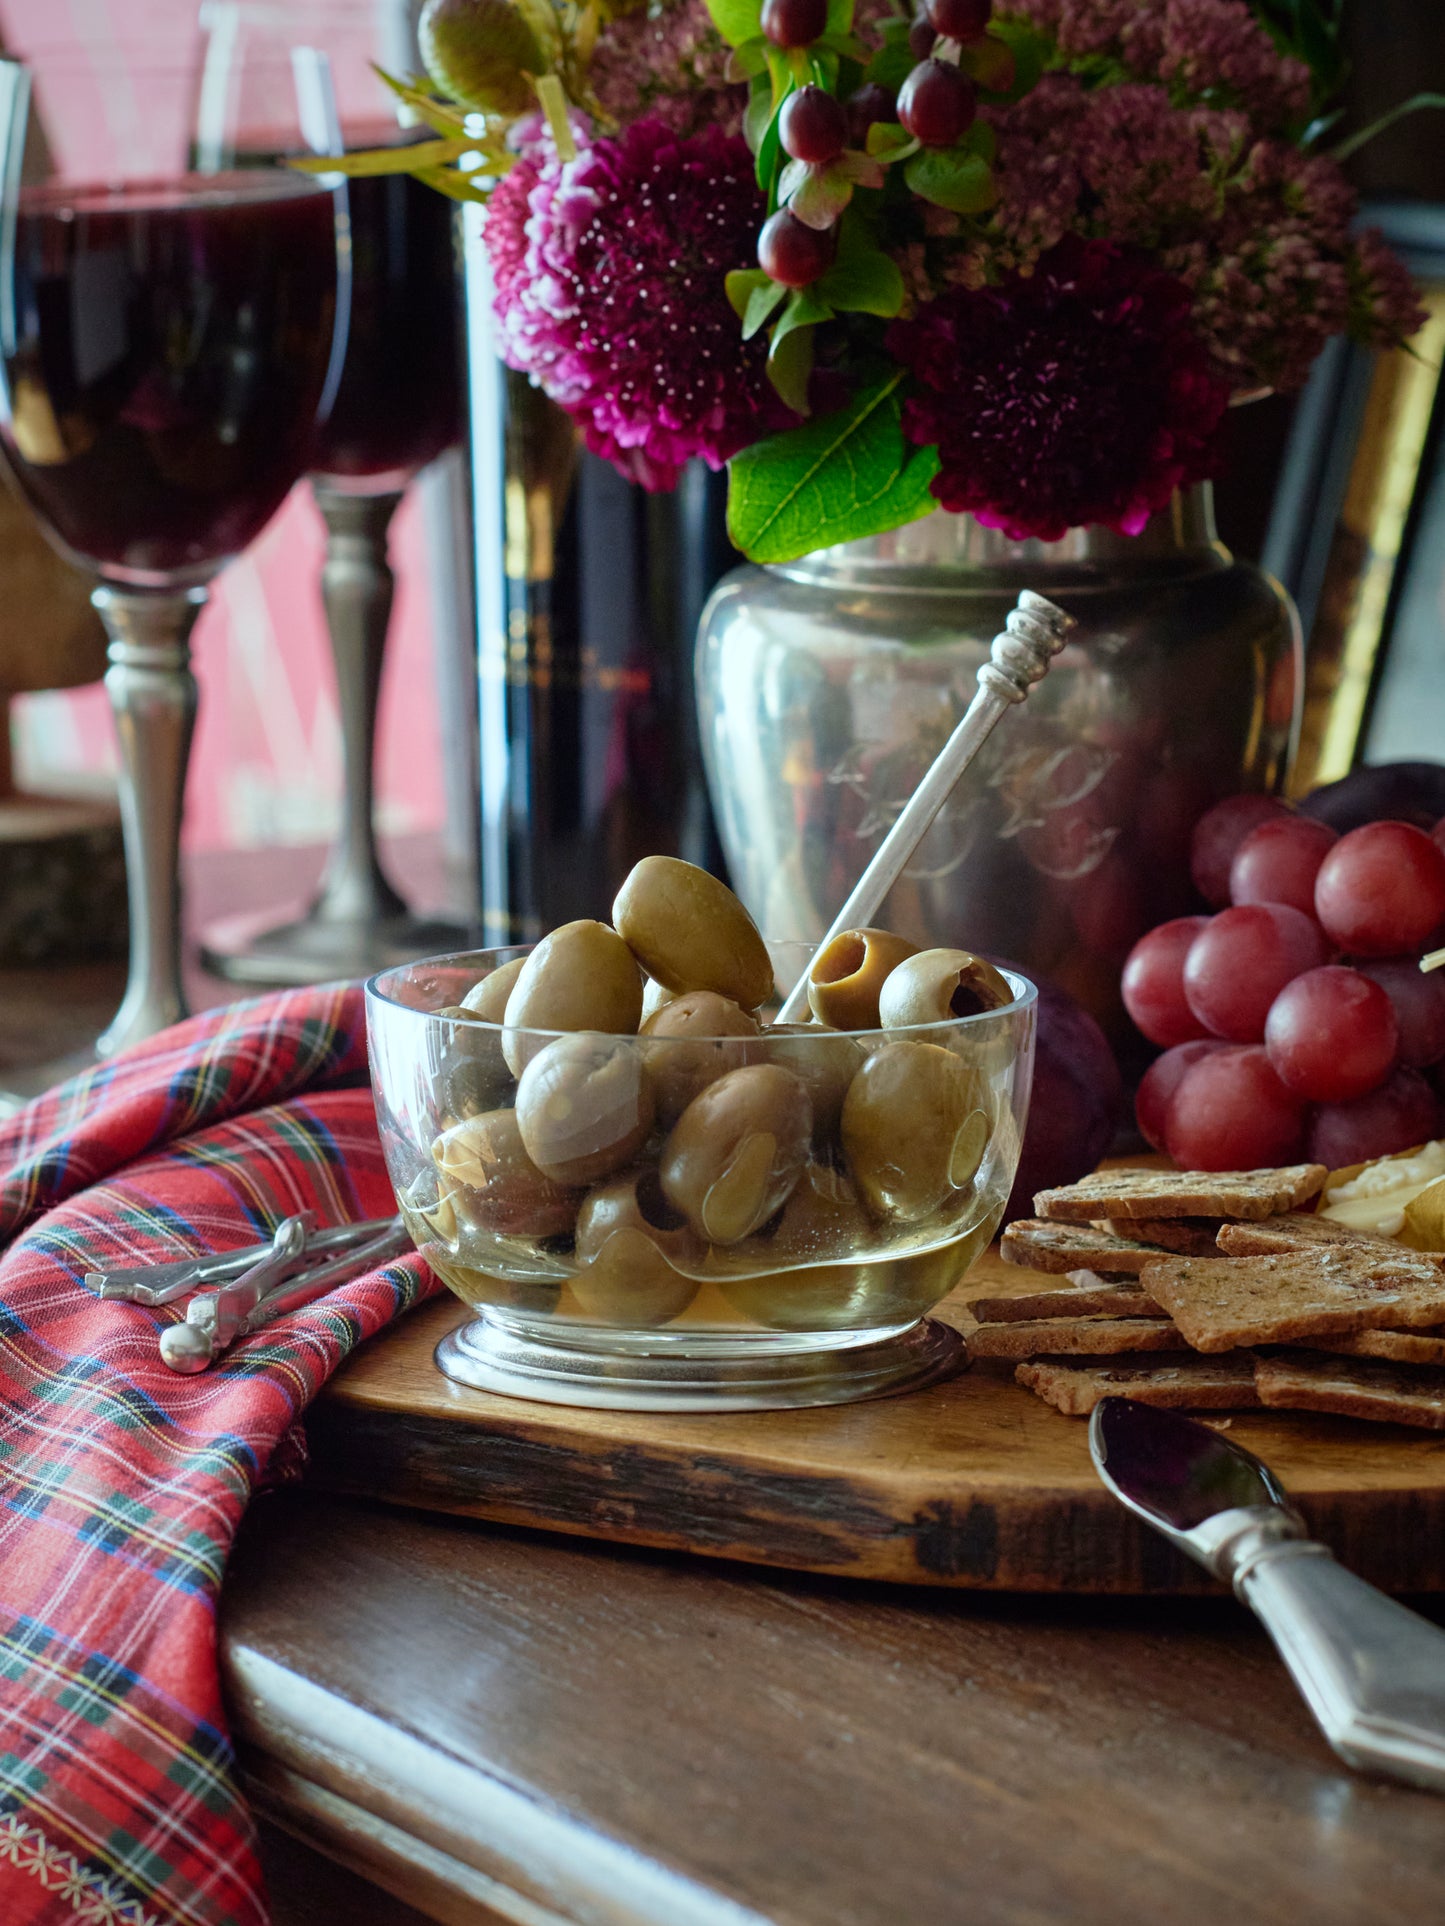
[305,1244,1445,1594]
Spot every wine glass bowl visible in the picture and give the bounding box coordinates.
[366,944,1038,1410]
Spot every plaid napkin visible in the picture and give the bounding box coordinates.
[0,984,438,1926]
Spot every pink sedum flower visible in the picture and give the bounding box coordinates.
[888,237,1230,541]
[485,116,793,489]
[589,0,743,137]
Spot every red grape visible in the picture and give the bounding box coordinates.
[1357,958,1445,1068]
[1263,965,1398,1102]
[897,59,976,145]
[1314,820,1445,956]
[1190,793,1291,908]
[1121,916,1211,1046]
[1182,903,1329,1042]
[779,86,848,164]
[1228,815,1337,916]
[1165,1046,1306,1171]
[927,0,991,37]
[1308,1067,1439,1169]
[1135,1039,1225,1151]
[761,0,828,47]
[758,209,837,286]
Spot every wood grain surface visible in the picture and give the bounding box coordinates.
[221,1491,1445,1926]
[305,1248,1445,1595]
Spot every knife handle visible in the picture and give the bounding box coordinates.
[1227,1527,1445,1793]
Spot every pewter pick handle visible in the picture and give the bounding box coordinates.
[775,588,1075,1024]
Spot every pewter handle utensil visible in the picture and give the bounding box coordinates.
[87,1212,395,1303]
[159,1215,315,1372]
[774,588,1075,1024]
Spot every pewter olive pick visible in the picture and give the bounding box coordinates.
[807,928,919,1030]
[572,1168,701,1325]
[841,1041,990,1222]
[641,990,761,1124]
[515,1033,655,1186]
[433,1110,581,1237]
[878,949,1014,1028]
[613,856,774,1011]
[660,1063,812,1245]
[502,920,643,1075]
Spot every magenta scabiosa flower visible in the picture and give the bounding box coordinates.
[888,237,1230,541]
[485,116,793,489]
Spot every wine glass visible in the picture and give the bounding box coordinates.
[192,0,470,987]
[0,40,350,1091]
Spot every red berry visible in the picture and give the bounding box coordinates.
[1190,793,1291,908]
[1314,820,1445,957]
[758,209,837,286]
[1135,1039,1225,1152]
[1121,916,1212,1047]
[1228,815,1337,916]
[1358,958,1445,1068]
[846,82,895,145]
[908,17,937,59]
[1433,816,1445,860]
[1182,902,1330,1043]
[761,0,828,48]
[1263,965,1399,1103]
[927,0,991,38]
[1309,1067,1439,1170]
[896,58,976,146]
[780,85,848,164]
[1164,1045,1306,1172]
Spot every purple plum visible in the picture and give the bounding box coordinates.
[1299,762,1445,834]
[1002,972,1123,1223]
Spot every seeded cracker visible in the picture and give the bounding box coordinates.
[969,1271,1154,1323]
[1256,1353,1445,1430]
[966,1316,1187,1361]
[1034,1163,1327,1223]
[1141,1247,1445,1353]
[1000,1218,1173,1277]
[1216,1214,1428,1260]
[1017,1354,1260,1418]
[1100,1217,1223,1256]
[1314,1329,1445,1366]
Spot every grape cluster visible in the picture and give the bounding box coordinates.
[1124,795,1445,1172]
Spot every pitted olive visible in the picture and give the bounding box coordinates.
[764,1024,867,1137]
[878,949,1014,1028]
[806,928,919,1030]
[613,856,774,1011]
[460,956,526,1022]
[660,1063,812,1245]
[571,1167,701,1325]
[641,991,761,1125]
[715,1164,882,1330]
[514,1033,655,1186]
[502,920,643,1075]
[641,977,678,1024]
[433,1109,581,1237]
[432,1005,513,1119]
[841,1041,991,1222]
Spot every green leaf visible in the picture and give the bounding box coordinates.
[978,18,1044,102]
[743,277,788,339]
[744,72,773,152]
[410,162,495,202]
[727,372,940,563]
[1330,92,1445,163]
[865,120,918,161]
[772,286,834,345]
[756,78,794,197]
[961,119,997,163]
[728,36,770,80]
[726,266,774,321]
[375,71,473,137]
[864,19,915,94]
[815,239,902,317]
[766,323,815,415]
[789,164,854,227]
[705,0,764,48]
[824,0,855,37]
[293,135,473,176]
[904,146,996,213]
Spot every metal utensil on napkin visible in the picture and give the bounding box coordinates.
[1090,1396,1445,1793]
[85,1212,399,1304]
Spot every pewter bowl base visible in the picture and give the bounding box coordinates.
[434,1312,965,1412]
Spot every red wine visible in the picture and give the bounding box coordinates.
[0,172,340,584]
[313,170,462,485]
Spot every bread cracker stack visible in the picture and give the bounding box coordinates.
[984,1163,1445,1428]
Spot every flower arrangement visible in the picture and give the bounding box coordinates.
[331,0,1429,559]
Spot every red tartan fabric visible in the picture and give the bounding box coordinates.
[0,984,440,1926]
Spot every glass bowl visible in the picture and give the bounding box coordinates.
[366,944,1037,1410]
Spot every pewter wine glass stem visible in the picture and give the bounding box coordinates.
[94,584,206,1056]
[311,480,407,925]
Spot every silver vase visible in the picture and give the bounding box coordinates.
[695,485,1301,1054]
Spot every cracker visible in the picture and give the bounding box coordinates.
[1216,1214,1428,1260]
[969,1271,1154,1323]
[1255,1352,1445,1430]
[1099,1216,1223,1257]
[1314,1329,1445,1366]
[1017,1354,1260,1418]
[1034,1164,1327,1224]
[1000,1218,1170,1277]
[1141,1246,1445,1353]
[966,1315,1187,1360]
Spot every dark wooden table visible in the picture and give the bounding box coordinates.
[9,850,1445,1924]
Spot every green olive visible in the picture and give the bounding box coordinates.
[460,956,526,1022]
[514,1033,655,1185]
[660,1063,811,1244]
[641,990,761,1125]
[878,949,1014,1029]
[841,1041,991,1223]
[807,928,920,1030]
[613,856,774,1011]
[640,977,679,1024]
[571,1168,701,1325]
[432,1109,581,1237]
[764,1024,867,1138]
[432,1005,513,1120]
[502,920,643,1075]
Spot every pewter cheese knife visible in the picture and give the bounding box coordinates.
[1090,1396,1445,1794]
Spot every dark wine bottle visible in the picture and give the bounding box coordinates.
[468,352,736,945]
